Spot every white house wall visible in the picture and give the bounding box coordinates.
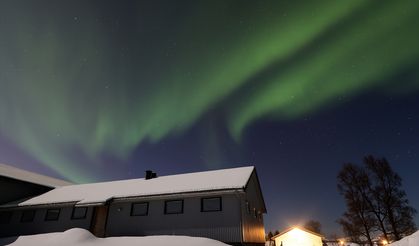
[106,194,242,243]
[274,229,323,246]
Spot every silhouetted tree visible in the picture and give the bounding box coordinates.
[340,161,391,242]
[337,156,417,244]
[337,163,375,245]
[364,155,417,241]
[266,231,273,241]
[304,220,322,234]
[274,230,280,236]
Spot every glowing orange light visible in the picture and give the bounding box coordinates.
[289,227,305,238]
[382,239,388,245]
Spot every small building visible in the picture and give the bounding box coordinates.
[0,163,71,205]
[0,166,266,246]
[272,227,323,246]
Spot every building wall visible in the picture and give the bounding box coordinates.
[274,229,323,246]
[241,172,266,244]
[106,193,242,243]
[0,176,52,204]
[90,205,109,237]
[0,206,93,237]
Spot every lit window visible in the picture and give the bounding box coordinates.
[45,209,60,221]
[164,200,183,214]
[131,202,149,216]
[71,207,87,219]
[201,197,222,212]
[0,211,12,224]
[21,210,35,222]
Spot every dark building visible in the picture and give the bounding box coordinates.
[0,166,266,246]
[0,163,71,205]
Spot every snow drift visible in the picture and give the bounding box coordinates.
[1,228,231,246]
[390,230,419,246]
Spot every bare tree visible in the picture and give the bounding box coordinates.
[266,231,273,241]
[337,164,375,245]
[364,155,417,241]
[337,156,417,244]
[304,220,322,234]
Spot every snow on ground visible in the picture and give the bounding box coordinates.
[390,230,419,246]
[1,228,231,246]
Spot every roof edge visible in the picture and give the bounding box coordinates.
[0,163,72,187]
[15,187,246,208]
[271,227,324,240]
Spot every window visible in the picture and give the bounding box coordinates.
[45,209,60,221]
[71,207,87,220]
[253,208,257,218]
[131,202,148,216]
[21,210,35,222]
[201,197,222,212]
[245,201,250,214]
[164,200,183,214]
[257,211,263,221]
[0,211,12,224]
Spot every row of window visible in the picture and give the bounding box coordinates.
[130,197,222,216]
[0,197,222,224]
[0,207,87,224]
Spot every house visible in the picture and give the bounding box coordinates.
[0,163,71,205]
[0,166,266,246]
[272,227,323,246]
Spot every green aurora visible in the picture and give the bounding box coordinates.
[0,0,419,182]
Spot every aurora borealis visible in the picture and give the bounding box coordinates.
[1,0,419,234]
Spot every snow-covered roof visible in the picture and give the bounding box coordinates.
[0,163,72,188]
[18,166,255,207]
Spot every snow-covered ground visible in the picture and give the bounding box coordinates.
[390,231,419,246]
[0,228,230,246]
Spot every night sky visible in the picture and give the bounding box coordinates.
[1,0,419,236]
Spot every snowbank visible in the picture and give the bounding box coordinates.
[2,228,231,246]
[390,231,419,246]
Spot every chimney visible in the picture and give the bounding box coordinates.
[145,170,157,180]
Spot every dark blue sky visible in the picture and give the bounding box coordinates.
[123,91,419,234]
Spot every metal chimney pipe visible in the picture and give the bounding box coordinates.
[145,170,153,180]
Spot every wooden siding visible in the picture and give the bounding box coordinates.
[106,194,242,243]
[0,206,93,238]
[90,205,109,237]
[241,172,266,243]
